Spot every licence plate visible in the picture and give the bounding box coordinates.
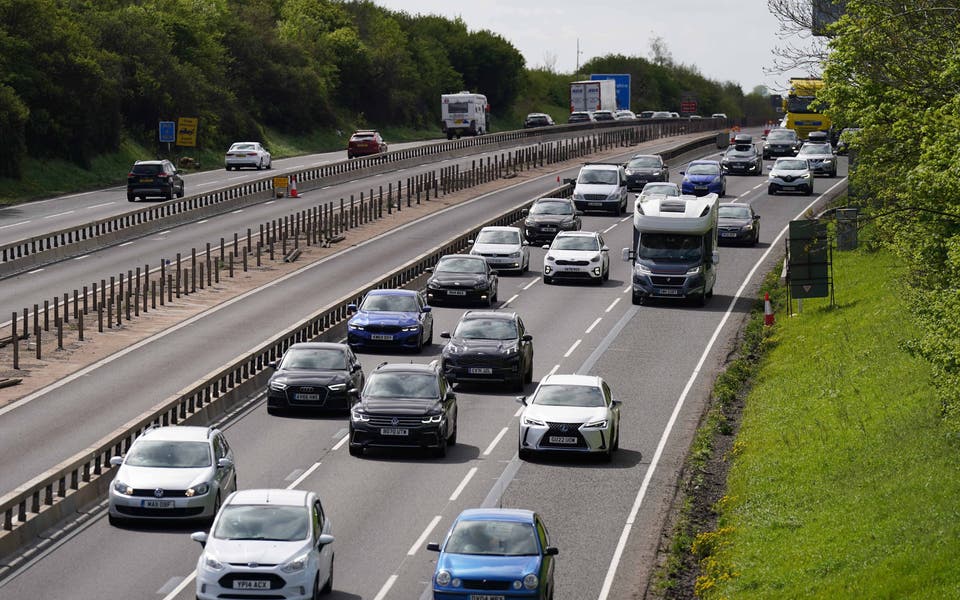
[557,266,580,271]
[294,393,321,401]
[588,202,602,207]
[548,436,578,444]
[140,177,154,183]
[657,288,681,296]
[371,334,393,341]
[542,226,557,232]
[721,232,738,238]
[381,428,409,436]
[141,499,174,509]
[234,580,270,590]
[455,119,464,124]
[447,290,467,296]
[468,367,493,375]
[470,596,505,600]
[695,185,707,191]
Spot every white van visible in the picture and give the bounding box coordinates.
[441,91,489,139]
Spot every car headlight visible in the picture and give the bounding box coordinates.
[422,413,443,424]
[347,322,363,330]
[504,345,518,355]
[280,552,310,574]
[686,265,702,275]
[203,553,224,572]
[270,380,288,391]
[545,254,555,262]
[635,262,652,274]
[742,223,753,231]
[185,482,210,497]
[351,408,369,422]
[607,192,620,201]
[402,325,420,332]
[113,480,133,495]
[625,168,636,175]
[524,219,534,227]
[427,280,441,289]
[583,419,608,429]
[801,173,811,179]
[474,281,487,290]
[522,415,546,427]
[523,573,539,590]
[445,344,461,355]
[590,254,601,263]
[436,570,452,586]
[560,219,575,229]
[823,159,834,164]
[328,383,347,391]
[508,251,521,259]
[652,170,661,176]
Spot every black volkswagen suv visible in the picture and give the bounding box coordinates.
[440,311,534,391]
[349,362,458,458]
[266,343,364,414]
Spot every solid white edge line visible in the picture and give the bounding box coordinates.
[160,573,195,600]
[547,364,560,377]
[196,219,208,224]
[585,317,602,334]
[622,284,631,294]
[408,515,443,556]
[288,461,322,489]
[503,294,519,307]
[483,427,509,456]
[28,269,43,274]
[605,297,620,313]
[0,220,31,230]
[513,406,524,417]
[603,224,617,234]
[73,255,89,261]
[449,467,479,501]
[596,180,845,600]
[563,339,582,358]
[373,574,399,600]
[332,434,349,451]
[522,279,538,290]
[118,241,133,247]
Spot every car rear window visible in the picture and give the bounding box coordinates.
[351,133,376,141]
[131,163,162,175]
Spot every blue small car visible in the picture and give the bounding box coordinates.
[681,159,726,197]
[346,289,433,352]
[427,508,558,600]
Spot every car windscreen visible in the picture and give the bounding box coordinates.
[640,184,679,196]
[529,201,573,215]
[638,233,703,262]
[444,520,539,556]
[775,159,808,170]
[476,230,520,245]
[552,236,599,251]
[726,147,755,157]
[686,163,720,176]
[627,156,661,168]
[719,206,752,219]
[447,102,469,113]
[455,318,518,340]
[229,144,255,151]
[125,441,211,468]
[131,163,162,175]
[363,373,439,399]
[799,144,831,156]
[214,505,309,541]
[281,348,346,370]
[436,258,486,274]
[361,294,419,312]
[532,384,605,407]
[578,169,618,184]
[351,133,375,141]
[767,130,796,141]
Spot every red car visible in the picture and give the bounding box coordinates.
[347,130,388,158]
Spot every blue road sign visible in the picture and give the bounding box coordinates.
[590,74,631,111]
[158,121,176,143]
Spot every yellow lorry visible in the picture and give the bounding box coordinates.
[782,77,831,140]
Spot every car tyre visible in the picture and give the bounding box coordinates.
[348,443,363,457]
[612,426,620,451]
[177,184,185,199]
[127,194,136,202]
[542,275,552,285]
[165,186,173,201]
[524,360,534,384]
[631,292,644,306]
[768,184,777,195]
[425,325,433,346]
[321,556,333,594]
[448,417,458,446]
[752,229,760,246]
[602,265,610,282]
[805,185,813,196]
[433,434,448,459]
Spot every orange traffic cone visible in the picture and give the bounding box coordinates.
[289,175,299,198]
[763,292,775,326]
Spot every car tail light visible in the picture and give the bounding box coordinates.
[247,152,257,156]
[127,172,135,178]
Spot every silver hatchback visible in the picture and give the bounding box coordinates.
[108,425,238,525]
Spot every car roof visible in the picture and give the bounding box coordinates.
[228,488,310,507]
[689,159,721,166]
[373,361,440,374]
[367,289,417,297]
[539,373,602,387]
[286,342,348,352]
[439,253,484,261]
[534,197,572,203]
[456,508,535,523]
[461,310,517,321]
[555,231,598,239]
[138,425,213,442]
[581,163,619,171]
[352,129,378,134]
[134,160,165,165]
[229,141,261,145]
[478,226,521,233]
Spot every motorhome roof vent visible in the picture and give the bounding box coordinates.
[659,200,688,213]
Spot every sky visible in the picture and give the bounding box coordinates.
[371,0,818,95]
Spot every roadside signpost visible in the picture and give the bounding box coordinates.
[786,219,834,312]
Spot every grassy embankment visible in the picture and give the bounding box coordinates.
[692,244,960,598]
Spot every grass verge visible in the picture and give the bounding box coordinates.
[657,241,960,598]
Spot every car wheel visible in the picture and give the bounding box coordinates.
[266,405,280,416]
[601,445,614,463]
[311,573,320,600]
[752,229,760,246]
[414,330,424,354]
[602,265,610,282]
[127,194,136,202]
[425,324,433,346]
[768,184,777,195]
[165,186,173,201]
[631,292,643,305]
[805,185,813,196]
[209,492,222,524]
[348,444,363,457]
[542,275,552,285]
[612,425,620,451]
[177,184,185,198]
[321,556,333,594]
[524,360,534,384]
[433,434,448,458]
[692,293,706,307]
[448,416,458,446]
[257,159,263,170]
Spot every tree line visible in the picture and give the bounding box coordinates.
[0,0,769,180]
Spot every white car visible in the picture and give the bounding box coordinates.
[192,489,335,600]
[767,157,814,196]
[108,425,237,525]
[572,163,629,215]
[468,226,529,273]
[225,141,272,170]
[542,231,609,285]
[517,374,621,461]
[615,110,637,120]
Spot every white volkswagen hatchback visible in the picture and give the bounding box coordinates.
[517,374,621,461]
[192,489,335,600]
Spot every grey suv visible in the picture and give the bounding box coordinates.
[127,159,185,202]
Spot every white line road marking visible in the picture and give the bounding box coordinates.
[450,467,478,501]
[605,297,620,313]
[522,279,538,290]
[28,268,44,274]
[160,575,193,600]
[333,427,348,439]
[483,427,509,456]
[585,317,602,334]
[73,255,89,261]
[264,200,275,205]
[156,576,184,595]
[119,241,133,247]
[564,339,582,357]
[373,574,399,600]
[0,220,31,230]
[43,210,75,219]
[86,202,114,209]
[284,468,305,481]
[408,515,443,556]
[332,434,349,451]
[231,209,244,214]
[753,183,765,190]
[396,168,406,173]
[157,230,171,236]
[547,364,560,377]
[196,219,208,225]
[596,180,846,600]
[620,216,631,222]
[514,406,524,417]
[502,294,519,307]
[196,181,220,187]
[288,461,321,489]
[603,224,618,233]
[322,185,332,190]
[622,284,631,294]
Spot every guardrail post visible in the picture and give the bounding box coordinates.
[53,295,59,328]
[233,232,239,257]
[78,311,84,341]
[126,271,133,320]
[151,280,156,310]
[387,184,392,214]
[220,237,225,264]
[134,271,140,317]
[168,274,173,303]
[143,264,149,313]
[206,243,212,287]
[246,228,252,254]
[117,275,123,323]
[229,253,234,278]
[82,285,88,316]
[256,243,262,267]
[243,247,248,272]
[33,304,39,342]
[11,312,18,369]
[191,249,197,293]
[175,253,182,299]
[107,299,113,329]
[98,298,103,332]
[199,264,205,288]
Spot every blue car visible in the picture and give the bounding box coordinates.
[346,289,433,352]
[427,508,558,600]
[681,159,726,197]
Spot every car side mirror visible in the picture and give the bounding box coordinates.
[268,361,278,369]
[612,399,622,407]
[109,456,123,467]
[217,457,234,469]
[755,215,761,221]
[601,246,609,252]
[422,306,432,313]
[575,210,584,216]
[516,396,527,405]
[545,546,559,556]
[521,209,529,216]
[317,534,335,547]
[712,251,720,266]
[440,332,451,339]
[679,171,685,175]
[562,178,575,185]
[426,542,441,552]
[522,241,529,247]
[521,334,533,342]
[467,239,474,245]
[425,267,434,273]
[347,303,357,313]
[352,364,362,372]
[621,248,633,262]
[348,388,359,397]
[445,390,456,400]
[191,531,208,547]
[542,244,550,250]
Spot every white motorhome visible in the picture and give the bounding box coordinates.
[622,193,719,306]
[441,91,489,139]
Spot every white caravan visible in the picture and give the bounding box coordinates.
[441,91,489,139]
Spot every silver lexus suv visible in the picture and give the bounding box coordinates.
[108,425,238,525]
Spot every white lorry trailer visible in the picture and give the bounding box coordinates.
[622,193,720,306]
[569,80,617,114]
[441,91,489,139]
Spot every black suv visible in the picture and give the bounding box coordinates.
[440,311,534,391]
[721,142,764,176]
[425,254,499,306]
[266,342,364,414]
[127,160,184,202]
[624,154,669,190]
[523,113,555,128]
[349,362,458,458]
[522,197,582,244]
